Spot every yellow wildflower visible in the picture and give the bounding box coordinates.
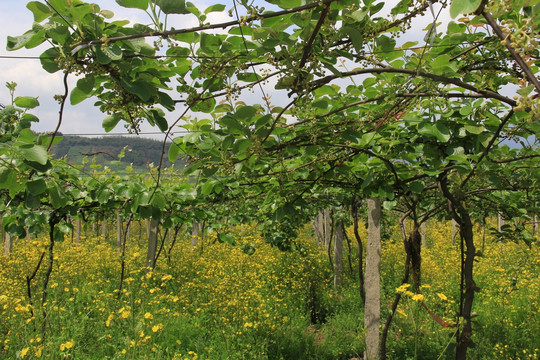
[437,293,448,301]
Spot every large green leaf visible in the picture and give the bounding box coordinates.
[120,79,152,101]
[147,108,168,131]
[14,96,39,109]
[156,0,189,14]
[19,144,48,165]
[27,1,52,22]
[204,4,225,14]
[116,0,148,10]
[6,31,36,51]
[70,86,92,105]
[168,141,180,162]
[40,48,61,73]
[48,182,68,209]
[27,179,48,195]
[419,122,451,143]
[103,113,122,132]
[449,0,482,18]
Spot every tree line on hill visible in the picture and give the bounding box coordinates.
[49,135,186,171]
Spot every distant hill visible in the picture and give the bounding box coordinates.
[50,135,186,172]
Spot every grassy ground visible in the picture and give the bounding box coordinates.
[0,220,538,359]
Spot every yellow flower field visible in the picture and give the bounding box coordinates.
[0,220,538,359]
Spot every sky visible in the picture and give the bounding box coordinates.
[0,0,450,140]
[0,0,230,140]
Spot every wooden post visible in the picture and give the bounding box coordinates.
[498,213,506,232]
[452,219,458,245]
[191,221,200,253]
[102,218,107,240]
[323,208,331,248]
[3,231,12,256]
[365,198,381,360]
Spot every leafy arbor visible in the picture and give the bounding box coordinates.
[3,0,539,358]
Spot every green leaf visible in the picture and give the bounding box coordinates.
[25,194,41,209]
[464,124,484,134]
[191,97,216,113]
[205,4,225,14]
[77,76,95,93]
[200,33,221,53]
[48,182,68,209]
[100,10,115,19]
[27,179,47,195]
[168,141,180,162]
[449,0,482,18]
[517,85,534,97]
[14,96,39,109]
[120,79,151,101]
[27,1,52,22]
[103,113,122,132]
[214,103,233,113]
[235,106,257,122]
[220,115,246,135]
[17,129,37,144]
[19,144,48,165]
[151,192,167,208]
[147,108,168,131]
[70,86,92,105]
[419,122,451,142]
[409,181,425,193]
[201,180,214,195]
[459,105,473,116]
[237,72,261,82]
[431,54,451,69]
[218,233,235,245]
[376,35,396,52]
[96,44,123,64]
[6,31,36,51]
[116,0,148,10]
[343,26,364,52]
[40,48,60,73]
[156,0,189,14]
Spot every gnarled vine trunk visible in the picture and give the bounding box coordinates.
[439,176,476,360]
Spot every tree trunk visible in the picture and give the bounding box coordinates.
[116,212,122,248]
[75,218,81,245]
[439,176,476,360]
[365,197,381,360]
[533,214,538,237]
[146,219,159,271]
[351,197,366,305]
[333,220,344,289]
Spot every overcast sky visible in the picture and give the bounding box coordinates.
[0,0,449,140]
[0,0,230,140]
